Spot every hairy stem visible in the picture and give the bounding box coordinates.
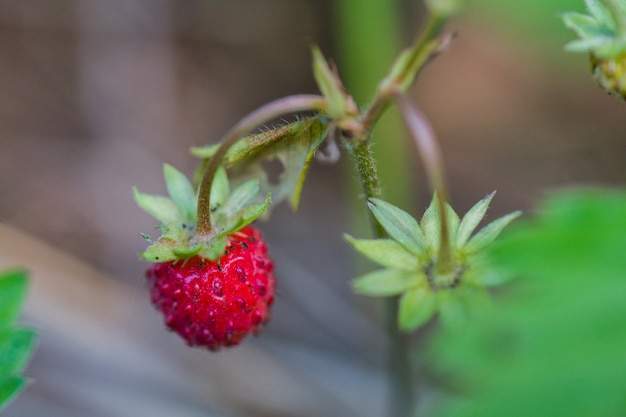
[195,94,326,238]
[347,139,415,417]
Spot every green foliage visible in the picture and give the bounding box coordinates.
[191,117,328,210]
[429,190,626,417]
[0,269,36,411]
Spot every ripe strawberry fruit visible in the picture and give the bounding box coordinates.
[134,164,275,350]
[146,226,275,350]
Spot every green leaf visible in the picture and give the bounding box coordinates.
[133,187,183,225]
[457,191,495,247]
[0,270,28,325]
[367,198,426,255]
[195,117,328,211]
[210,165,229,212]
[0,376,26,411]
[163,164,197,220]
[344,235,420,270]
[398,286,436,331]
[352,269,423,296]
[0,328,36,377]
[429,190,626,417]
[464,211,522,254]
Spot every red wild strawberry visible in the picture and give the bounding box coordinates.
[134,163,275,350]
[146,226,275,350]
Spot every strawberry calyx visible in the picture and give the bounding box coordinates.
[134,164,270,263]
[346,192,521,331]
[563,0,626,99]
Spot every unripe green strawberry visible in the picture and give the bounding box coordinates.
[146,226,275,350]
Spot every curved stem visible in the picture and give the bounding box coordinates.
[394,93,453,274]
[195,94,326,238]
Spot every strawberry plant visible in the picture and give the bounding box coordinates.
[132,0,626,415]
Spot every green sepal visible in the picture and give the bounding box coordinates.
[312,45,347,118]
[163,164,197,221]
[133,186,183,226]
[367,198,426,255]
[141,238,185,263]
[217,193,271,239]
[457,191,495,247]
[0,328,37,378]
[344,235,421,270]
[464,211,522,254]
[172,246,202,259]
[562,12,612,39]
[585,0,618,28]
[198,236,228,261]
[0,270,28,325]
[210,165,229,212]
[222,179,260,216]
[565,37,616,52]
[420,194,460,250]
[398,286,437,331]
[352,269,423,296]
[0,376,26,412]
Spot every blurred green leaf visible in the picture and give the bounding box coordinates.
[0,270,27,324]
[0,376,26,412]
[429,190,626,417]
[0,270,36,411]
[0,328,36,377]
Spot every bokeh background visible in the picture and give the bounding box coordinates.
[0,0,624,416]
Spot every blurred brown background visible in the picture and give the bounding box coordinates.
[0,0,624,416]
